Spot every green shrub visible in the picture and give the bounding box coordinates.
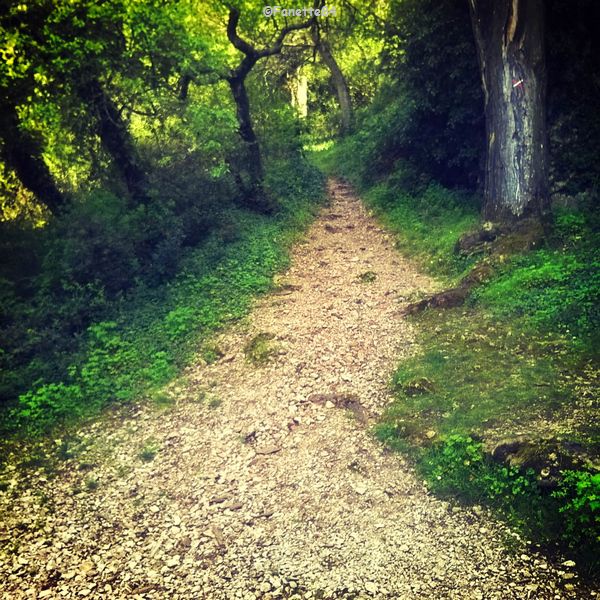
[553,470,600,549]
[420,435,538,506]
[5,157,324,432]
[18,382,83,425]
[165,306,197,341]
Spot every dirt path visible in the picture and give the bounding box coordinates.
[0,180,586,599]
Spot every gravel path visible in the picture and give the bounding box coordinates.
[0,179,591,599]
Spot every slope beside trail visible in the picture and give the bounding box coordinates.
[0,179,588,599]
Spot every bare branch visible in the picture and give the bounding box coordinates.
[257,18,315,58]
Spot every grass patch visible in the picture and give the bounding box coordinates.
[84,476,99,492]
[138,439,160,463]
[208,396,222,409]
[377,307,588,443]
[244,333,277,366]
[150,392,175,409]
[358,271,377,283]
[200,342,224,365]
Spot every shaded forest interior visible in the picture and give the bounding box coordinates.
[0,0,598,577]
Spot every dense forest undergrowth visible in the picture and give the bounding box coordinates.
[1,160,324,433]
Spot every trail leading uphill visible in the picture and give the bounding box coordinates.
[0,180,587,599]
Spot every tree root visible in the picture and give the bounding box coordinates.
[405,219,545,315]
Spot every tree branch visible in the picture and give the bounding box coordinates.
[227,7,314,63]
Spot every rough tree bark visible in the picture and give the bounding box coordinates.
[469,0,549,222]
[311,30,352,135]
[226,8,313,212]
[0,102,65,214]
[78,78,148,205]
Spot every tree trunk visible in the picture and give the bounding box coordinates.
[313,35,352,135]
[469,0,549,222]
[0,103,65,214]
[228,75,264,192]
[224,6,313,212]
[290,71,308,118]
[79,79,148,205]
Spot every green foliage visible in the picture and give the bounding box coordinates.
[553,471,600,549]
[165,307,196,341]
[372,0,485,188]
[420,435,538,507]
[18,382,83,426]
[4,158,324,432]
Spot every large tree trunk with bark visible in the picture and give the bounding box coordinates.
[469,0,549,222]
[312,33,352,135]
[79,79,148,205]
[0,102,65,214]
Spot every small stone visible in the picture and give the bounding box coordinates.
[325,401,335,409]
[80,559,94,571]
[561,560,576,568]
[256,446,281,455]
[425,430,436,439]
[365,582,378,593]
[354,483,367,495]
[260,581,272,593]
